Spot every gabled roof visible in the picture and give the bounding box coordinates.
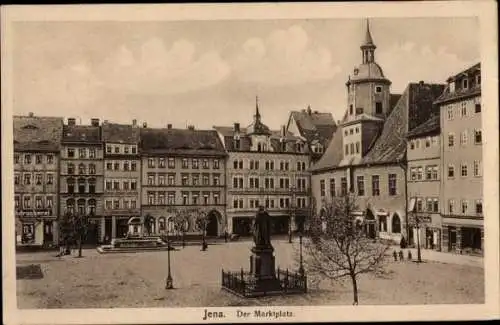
[13,115,64,152]
[101,123,140,144]
[289,108,337,143]
[140,128,226,156]
[434,62,481,105]
[407,114,440,139]
[62,125,101,143]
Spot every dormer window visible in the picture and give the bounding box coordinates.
[375,86,382,93]
[234,138,240,150]
[354,68,359,76]
[476,74,481,87]
[462,78,468,89]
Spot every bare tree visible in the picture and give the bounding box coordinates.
[303,193,390,305]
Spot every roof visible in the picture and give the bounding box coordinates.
[311,82,445,172]
[407,114,440,139]
[13,115,64,152]
[62,125,101,143]
[289,108,337,143]
[434,62,481,105]
[349,62,388,82]
[362,19,375,47]
[101,123,140,144]
[140,128,226,156]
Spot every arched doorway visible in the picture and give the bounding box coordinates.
[206,210,220,237]
[365,209,376,239]
[391,213,401,233]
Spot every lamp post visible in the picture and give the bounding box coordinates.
[289,186,296,244]
[415,213,423,263]
[296,214,305,276]
[165,230,173,289]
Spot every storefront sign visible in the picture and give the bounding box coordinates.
[17,209,52,217]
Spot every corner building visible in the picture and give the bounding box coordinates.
[214,100,311,236]
[14,114,63,246]
[140,126,227,237]
[436,63,483,255]
[311,20,444,243]
[101,121,141,241]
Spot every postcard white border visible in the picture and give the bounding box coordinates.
[2,1,499,324]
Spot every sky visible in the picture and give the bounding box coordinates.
[12,17,479,130]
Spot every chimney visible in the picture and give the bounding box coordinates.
[234,123,240,133]
[143,122,148,128]
[91,118,100,127]
[28,112,34,117]
[167,124,172,129]
[419,80,424,86]
[132,119,137,127]
[281,125,286,137]
[187,125,195,130]
[67,118,76,126]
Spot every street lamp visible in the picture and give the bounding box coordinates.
[296,214,305,276]
[289,186,296,244]
[414,213,423,263]
[165,230,174,289]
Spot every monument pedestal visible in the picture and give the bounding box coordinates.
[249,245,281,292]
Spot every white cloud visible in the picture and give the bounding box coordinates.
[378,42,478,93]
[232,25,342,86]
[95,38,231,95]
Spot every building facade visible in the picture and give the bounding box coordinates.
[140,126,227,237]
[407,115,442,250]
[311,20,444,244]
[436,63,483,255]
[59,118,104,244]
[101,121,141,241]
[214,100,311,236]
[14,114,63,246]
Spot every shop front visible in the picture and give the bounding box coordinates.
[16,209,57,247]
[441,217,483,255]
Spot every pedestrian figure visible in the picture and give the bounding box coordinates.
[399,250,404,261]
[224,231,228,243]
[408,250,413,261]
[393,250,398,262]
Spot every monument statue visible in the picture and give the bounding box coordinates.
[252,206,272,247]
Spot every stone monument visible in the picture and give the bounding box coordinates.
[249,206,281,292]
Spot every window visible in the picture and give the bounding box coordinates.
[417,167,423,180]
[344,130,348,136]
[449,199,455,214]
[123,181,130,190]
[192,159,199,169]
[475,103,481,113]
[131,180,137,190]
[233,199,239,209]
[192,193,199,205]
[89,164,96,174]
[113,199,120,209]
[416,198,423,212]
[35,173,42,185]
[350,143,354,155]
[349,104,353,115]
[114,162,119,171]
[355,107,364,115]
[78,178,86,193]
[234,138,241,150]
[182,193,189,205]
[148,192,155,205]
[114,146,120,154]
[320,180,325,197]
[168,158,175,168]
[14,154,19,164]
[131,146,137,154]
[46,196,53,209]
[447,106,454,120]
[213,175,220,186]
[474,129,482,144]
[67,149,75,158]
[35,196,43,209]
[375,86,382,93]
[14,174,20,185]
[105,181,112,190]
[15,196,20,209]
[147,174,155,185]
[158,158,165,168]
[426,198,433,212]
[202,159,209,169]
[23,196,31,209]
[123,162,129,171]
[124,146,129,154]
[425,166,432,180]
[203,193,209,205]
[79,148,86,158]
[213,159,220,169]
[460,130,468,145]
[106,162,112,170]
[167,193,175,205]
[149,158,157,168]
[372,175,380,196]
[461,163,468,177]
[24,173,31,185]
[476,200,483,214]
[388,173,397,196]
[448,133,455,147]
[341,177,347,196]
[461,102,467,117]
[35,155,43,164]
[106,145,112,153]
[131,200,137,209]
[425,137,431,147]
[24,154,32,164]
[182,159,189,169]
[474,160,482,177]
[182,174,189,186]
[461,200,468,214]
[433,198,439,213]
[357,176,365,196]
[88,179,96,193]
[448,165,455,178]
[158,192,166,205]
[131,162,137,171]
[158,174,165,185]
[168,174,175,186]
[462,78,468,89]
[67,178,75,193]
[66,199,74,214]
[329,179,336,197]
[78,163,86,175]
[375,102,383,114]
[432,166,438,180]
[410,167,417,181]
[355,142,360,154]
[89,149,96,158]
[203,174,209,186]
[355,127,359,134]
[214,193,220,205]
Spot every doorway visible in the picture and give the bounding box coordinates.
[43,221,54,245]
[206,210,220,237]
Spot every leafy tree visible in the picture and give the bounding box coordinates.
[173,211,189,247]
[302,193,390,305]
[195,210,208,251]
[58,212,89,257]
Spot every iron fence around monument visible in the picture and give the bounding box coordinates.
[221,268,307,298]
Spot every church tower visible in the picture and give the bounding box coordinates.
[341,19,392,163]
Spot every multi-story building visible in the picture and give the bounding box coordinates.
[406,114,442,250]
[101,121,141,241]
[435,63,482,255]
[214,100,311,236]
[14,113,63,246]
[310,20,444,243]
[140,125,227,237]
[59,118,104,244]
[286,106,337,163]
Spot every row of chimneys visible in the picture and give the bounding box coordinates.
[65,117,182,130]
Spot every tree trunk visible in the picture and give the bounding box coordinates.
[78,235,83,257]
[351,275,359,305]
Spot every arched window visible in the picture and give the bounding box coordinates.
[77,199,86,215]
[67,177,75,193]
[392,214,401,233]
[257,143,262,152]
[66,198,75,214]
[78,178,86,193]
[88,178,96,193]
[158,217,166,232]
[88,199,96,215]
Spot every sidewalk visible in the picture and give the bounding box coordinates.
[390,246,483,268]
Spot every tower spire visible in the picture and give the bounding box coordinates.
[255,95,261,120]
[360,18,376,64]
[364,19,374,46]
